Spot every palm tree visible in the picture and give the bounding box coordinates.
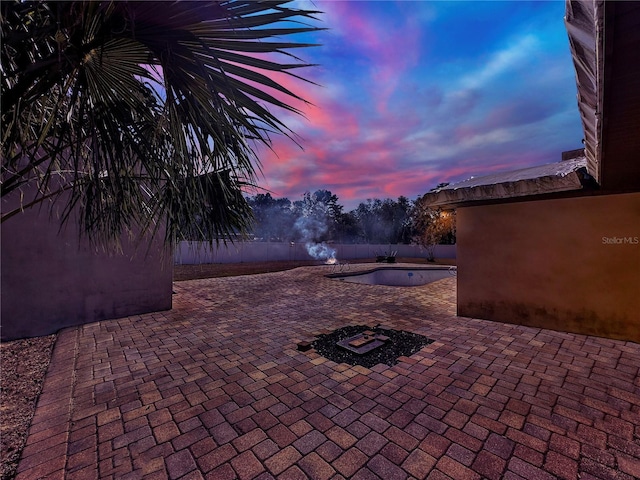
[1,0,322,246]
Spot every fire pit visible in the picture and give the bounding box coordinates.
[311,325,433,368]
[337,330,389,354]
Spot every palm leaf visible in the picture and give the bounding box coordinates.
[1,0,323,246]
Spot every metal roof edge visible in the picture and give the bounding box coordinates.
[421,158,596,208]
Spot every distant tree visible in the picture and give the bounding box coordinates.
[1,1,322,246]
[385,196,414,244]
[412,196,456,261]
[246,193,295,242]
[334,211,360,243]
[352,200,377,243]
[292,190,343,242]
[376,199,398,243]
[293,190,341,218]
[351,197,414,244]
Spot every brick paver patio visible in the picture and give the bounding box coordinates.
[15,265,640,479]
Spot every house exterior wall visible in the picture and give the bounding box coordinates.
[1,198,173,341]
[457,192,640,342]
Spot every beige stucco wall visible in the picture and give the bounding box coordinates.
[457,192,640,342]
[1,196,173,341]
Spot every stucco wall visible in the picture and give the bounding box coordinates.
[1,199,173,341]
[457,192,640,342]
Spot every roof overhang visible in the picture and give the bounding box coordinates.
[565,0,605,183]
[421,157,595,208]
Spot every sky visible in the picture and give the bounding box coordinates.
[254,0,584,210]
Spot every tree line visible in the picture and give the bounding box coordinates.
[239,189,456,248]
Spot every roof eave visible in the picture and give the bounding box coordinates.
[564,0,605,183]
[422,170,593,208]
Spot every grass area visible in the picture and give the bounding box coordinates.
[174,257,456,281]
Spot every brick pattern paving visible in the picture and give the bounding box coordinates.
[15,265,640,479]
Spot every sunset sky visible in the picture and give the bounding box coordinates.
[255,1,584,210]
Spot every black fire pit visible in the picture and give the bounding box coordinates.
[311,325,433,368]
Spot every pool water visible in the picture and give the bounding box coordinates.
[329,267,454,286]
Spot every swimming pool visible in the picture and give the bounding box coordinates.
[328,266,455,286]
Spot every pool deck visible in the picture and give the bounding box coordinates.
[15,264,640,479]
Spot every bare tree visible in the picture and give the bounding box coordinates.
[413,201,456,261]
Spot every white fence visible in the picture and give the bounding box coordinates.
[175,241,456,265]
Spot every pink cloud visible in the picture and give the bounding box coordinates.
[254,79,438,207]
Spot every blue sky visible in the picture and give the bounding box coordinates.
[256,1,584,209]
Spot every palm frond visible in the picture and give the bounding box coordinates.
[1,0,323,247]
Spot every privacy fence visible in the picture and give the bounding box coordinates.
[175,241,456,265]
